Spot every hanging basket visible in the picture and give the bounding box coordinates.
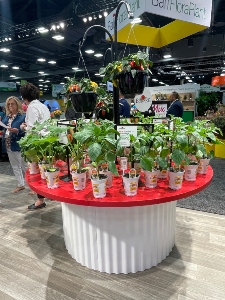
[70,92,97,113]
[117,71,147,95]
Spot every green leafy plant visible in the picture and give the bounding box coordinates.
[73,119,120,177]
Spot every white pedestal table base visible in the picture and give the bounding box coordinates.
[61,201,177,274]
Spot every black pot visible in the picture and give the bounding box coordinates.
[117,71,147,95]
[70,92,97,113]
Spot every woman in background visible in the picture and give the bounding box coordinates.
[0,96,26,193]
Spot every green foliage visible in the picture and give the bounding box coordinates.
[195,91,221,116]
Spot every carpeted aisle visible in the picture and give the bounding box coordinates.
[1,158,225,215]
[177,158,225,215]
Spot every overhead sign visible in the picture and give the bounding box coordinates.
[211,76,225,87]
[147,0,212,27]
[0,82,16,91]
[105,0,212,38]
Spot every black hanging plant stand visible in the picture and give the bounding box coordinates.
[117,71,147,95]
[69,92,97,113]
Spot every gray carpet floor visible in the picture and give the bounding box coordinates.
[1,158,225,215]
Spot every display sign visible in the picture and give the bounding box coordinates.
[105,0,212,37]
[52,84,66,97]
[0,82,16,91]
[152,103,168,118]
[144,84,200,95]
[146,0,212,27]
[200,84,220,92]
[117,125,137,147]
[134,90,152,112]
[211,76,225,87]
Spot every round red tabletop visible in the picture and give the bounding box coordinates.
[25,166,213,207]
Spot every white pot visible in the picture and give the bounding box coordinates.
[168,170,184,190]
[198,158,210,174]
[99,170,113,188]
[123,175,139,196]
[38,163,47,179]
[158,169,168,179]
[120,157,128,170]
[45,168,60,189]
[184,164,198,181]
[72,171,86,190]
[28,162,40,175]
[91,175,108,198]
[144,170,158,188]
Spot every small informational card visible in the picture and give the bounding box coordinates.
[117,125,137,147]
[0,121,9,129]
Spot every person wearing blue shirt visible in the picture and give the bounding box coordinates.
[0,106,5,121]
[0,96,26,193]
[166,91,183,118]
[119,92,130,118]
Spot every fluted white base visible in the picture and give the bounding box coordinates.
[61,201,176,274]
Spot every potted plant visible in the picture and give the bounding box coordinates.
[66,131,89,191]
[50,109,62,119]
[99,51,153,94]
[73,119,120,198]
[69,78,98,113]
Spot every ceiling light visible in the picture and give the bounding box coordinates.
[163,54,172,59]
[51,25,56,30]
[103,12,108,17]
[60,82,65,85]
[95,73,100,76]
[83,18,87,22]
[0,64,8,68]
[39,84,43,86]
[37,58,46,62]
[45,80,50,82]
[38,71,44,74]
[85,49,94,54]
[93,15,97,20]
[39,79,44,81]
[188,80,193,82]
[94,53,103,57]
[159,81,164,84]
[0,48,10,52]
[131,18,142,24]
[48,60,56,64]
[72,67,79,70]
[88,16,92,21]
[12,66,19,69]
[185,76,190,79]
[60,22,65,28]
[39,87,43,90]
[52,33,64,40]
[100,74,104,77]
[152,78,158,82]
[98,14,102,18]
[10,75,16,77]
[38,27,49,33]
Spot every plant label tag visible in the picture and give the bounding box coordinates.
[129,168,136,178]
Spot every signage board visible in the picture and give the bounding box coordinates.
[134,89,152,112]
[52,84,66,97]
[117,125,137,147]
[0,82,16,91]
[105,0,212,37]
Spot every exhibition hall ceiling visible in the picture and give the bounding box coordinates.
[1,0,225,94]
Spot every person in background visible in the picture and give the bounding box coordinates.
[0,106,5,121]
[0,96,26,193]
[119,91,130,118]
[20,83,50,210]
[166,91,183,118]
[22,102,27,113]
[47,103,51,112]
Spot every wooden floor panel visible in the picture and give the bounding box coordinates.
[0,175,225,300]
